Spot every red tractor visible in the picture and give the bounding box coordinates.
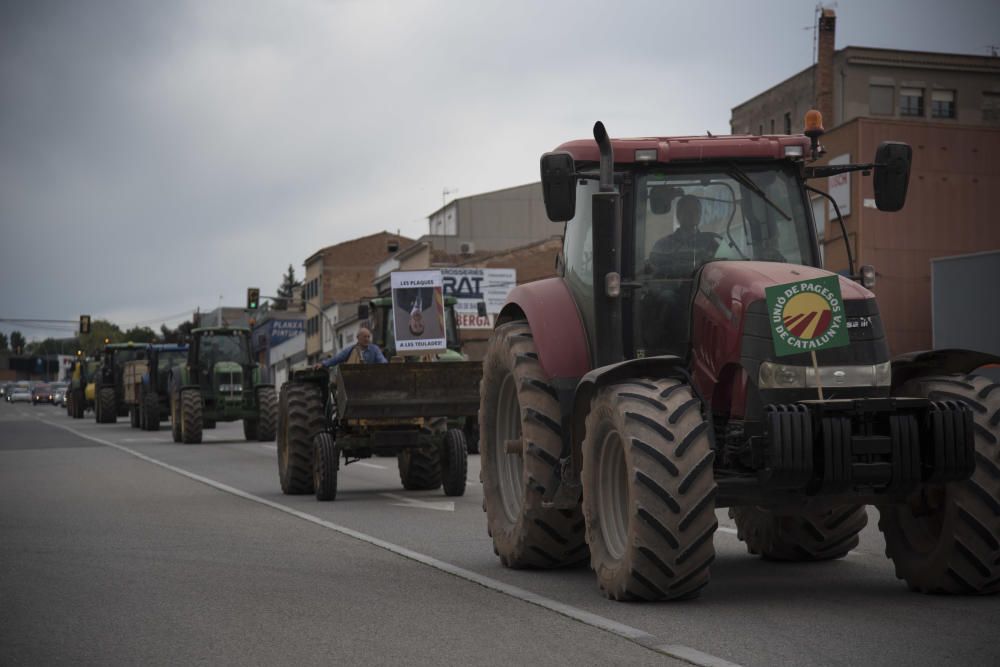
[478,113,1000,600]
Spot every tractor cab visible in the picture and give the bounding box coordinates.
[189,327,254,398]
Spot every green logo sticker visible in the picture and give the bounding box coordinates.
[764,275,849,357]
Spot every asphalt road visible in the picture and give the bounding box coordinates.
[2,400,998,667]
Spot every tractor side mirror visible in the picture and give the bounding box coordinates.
[357,303,370,321]
[873,141,912,212]
[540,151,576,222]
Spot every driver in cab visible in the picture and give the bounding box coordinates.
[648,194,720,276]
[317,327,387,369]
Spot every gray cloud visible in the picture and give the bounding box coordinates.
[2,0,998,341]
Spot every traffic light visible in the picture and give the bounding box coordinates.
[247,287,260,310]
[79,314,91,334]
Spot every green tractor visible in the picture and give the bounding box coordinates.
[168,327,277,444]
[94,342,150,424]
[277,294,482,501]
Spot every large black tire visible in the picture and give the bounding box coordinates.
[313,432,339,501]
[480,321,588,569]
[143,391,160,431]
[73,390,86,419]
[730,505,868,561]
[397,446,442,490]
[66,391,74,418]
[581,378,718,601]
[129,405,140,429]
[256,386,277,441]
[180,388,203,444]
[278,382,322,495]
[442,428,468,497]
[170,395,182,443]
[243,418,259,441]
[97,388,116,424]
[878,374,1000,594]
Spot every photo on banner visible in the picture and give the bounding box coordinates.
[391,270,446,353]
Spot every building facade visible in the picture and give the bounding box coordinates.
[303,231,412,362]
[426,183,559,256]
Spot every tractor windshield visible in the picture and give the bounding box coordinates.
[157,350,187,375]
[197,332,251,367]
[634,164,815,278]
[631,164,815,358]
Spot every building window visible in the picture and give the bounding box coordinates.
[770,118,775,133]
[869,84,894,115]
[758,123,763,136]
[931,90,955,119]
[983,91,1000,124]
[783,112,791,135]
[900,88,924,117]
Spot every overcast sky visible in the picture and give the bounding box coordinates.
[2,0,998,343]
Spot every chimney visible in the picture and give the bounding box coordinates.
[815,8,836,127]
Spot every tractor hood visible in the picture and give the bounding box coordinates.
[699,261,872,316]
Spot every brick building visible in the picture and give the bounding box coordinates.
[303,231,412,361]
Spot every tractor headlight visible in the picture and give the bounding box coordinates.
[759,361,891,389]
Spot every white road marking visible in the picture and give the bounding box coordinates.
[381,493,455,512]
[716,526,738,535]
[355,461,386,470]
[35,415,743,667]
[121,437,172,443]
[258,444,277,452]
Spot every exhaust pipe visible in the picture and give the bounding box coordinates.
[594,121,614,193]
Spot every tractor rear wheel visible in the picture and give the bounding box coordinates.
[243,419,258,440]
[143,391,160,431]
[73,389,85,419]
[97,388,116,424]
[278,382,322,495]
[582,378,717,601]
[442,428,468,497]
[730,505,868,561]
[313,432,339,501]
[480,321,588,569]
[256,386,277,441]
[180,388,203,444]
[878,374,1000,594]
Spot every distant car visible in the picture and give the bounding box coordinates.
[8,385,32,403]
[32,384,53,405]
[50,382,69,406]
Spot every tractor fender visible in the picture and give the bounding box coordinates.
[495,277,591,381]
[569,355,689,477]
[891,348,1000,390]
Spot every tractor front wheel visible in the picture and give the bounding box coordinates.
[180,388,203,444]
[581,378,718,601]
[256,386,277,441]
[97,388,116,424]
[442,428,468,497]
[143,391,160,431]
[313,432,339,501]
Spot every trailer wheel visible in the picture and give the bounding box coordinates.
[730,505,868,561]
[442,428,468,497]
[170,395,182,443]
[313,432,339,501]
[582,378,717,600]
[143,391,160,431]
[180,388,203,444]
[256,386,277,441]
[480,321,588,569]
[97,388,116,424]
[879,374,1000,594]
[278,382,322,495]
